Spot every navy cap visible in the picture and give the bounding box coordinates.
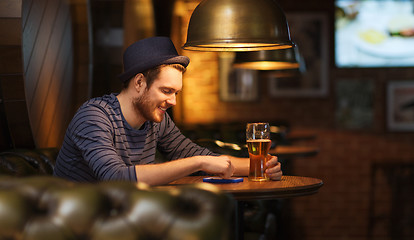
[118,37,190,82]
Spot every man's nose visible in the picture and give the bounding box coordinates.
[166,94,176,106]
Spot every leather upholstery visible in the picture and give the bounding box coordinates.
[0,176,232,240]
[0,149,233,240]
[0,148,58,176]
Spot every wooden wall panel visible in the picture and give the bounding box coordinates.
[0,75,26,102]
[0,0,34,150]
[22,0,74,148]
[0,0,76,149]
[70,0,91,110]
[46,58,74,147]
[24,0,51,101]
[0,1,21,18]
[0,74,33,148]
[0,19,22,45]
[22,0,46,71]
[3,100,34,147]
[0,47,23,73]
[21,0,32,26]
[34,23,73,147]
[29,4,68,135]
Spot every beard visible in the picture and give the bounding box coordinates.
[132,91,165,123]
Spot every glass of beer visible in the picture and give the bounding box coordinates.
[246,122,271,181]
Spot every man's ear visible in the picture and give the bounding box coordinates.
[133,73,146,92]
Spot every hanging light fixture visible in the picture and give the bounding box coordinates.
[232,46,301,70]
[182,0,294,51]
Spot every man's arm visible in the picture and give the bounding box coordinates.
[135,154,282,186]
[135,155,234,186]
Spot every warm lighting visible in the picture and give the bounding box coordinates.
[214,140,242,151]
[233,47,301,70]
[182,0,294,51]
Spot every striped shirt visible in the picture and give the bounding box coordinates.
[53,93,216,182]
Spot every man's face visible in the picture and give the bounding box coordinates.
[134,66,183,123]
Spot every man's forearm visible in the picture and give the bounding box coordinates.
[228,156,249,176]
[135,155,235,186]
[134,156,202,186]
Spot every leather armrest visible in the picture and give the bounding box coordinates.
[0,148,58,176]
[0,176,233,240]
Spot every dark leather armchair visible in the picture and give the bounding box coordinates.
[0,148,58,176]
[0,176,233,240]
[0,149,233,240]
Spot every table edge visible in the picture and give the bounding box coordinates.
[227,181,324,200]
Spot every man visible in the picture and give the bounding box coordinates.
[53,37,282,185]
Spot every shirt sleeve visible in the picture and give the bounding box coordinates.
[70,105,137,181]
[156,114,220,160]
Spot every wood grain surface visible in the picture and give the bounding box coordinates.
[161,175,323,200]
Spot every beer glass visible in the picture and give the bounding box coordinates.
[246,122,271,181]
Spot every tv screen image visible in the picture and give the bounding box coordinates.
[335,0,414,68]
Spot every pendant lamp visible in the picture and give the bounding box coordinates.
[233,46,301,70]
[182,0,294,51]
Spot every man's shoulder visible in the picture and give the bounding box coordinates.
[71,94,121,123]
[84,94,117,107]
[79,94,119,112]
[69,94,120,130]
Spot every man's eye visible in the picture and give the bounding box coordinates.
[162,88,180,95]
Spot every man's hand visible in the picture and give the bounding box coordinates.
[265,155,282,180]
[201,156,234,179]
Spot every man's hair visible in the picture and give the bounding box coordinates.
[122,64,186,89]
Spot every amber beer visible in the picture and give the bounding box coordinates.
[247,139,271,181]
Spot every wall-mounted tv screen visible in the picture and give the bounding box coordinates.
[335,0,414,68]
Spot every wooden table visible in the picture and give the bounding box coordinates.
[269,145,319,158]
[160,175,323,240]
[163,175,323,200]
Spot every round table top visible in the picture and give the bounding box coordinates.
[161,175,323,201]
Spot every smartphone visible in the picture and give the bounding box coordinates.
[203,177,244,184]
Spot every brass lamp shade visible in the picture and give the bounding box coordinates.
[182,0,294,51]
[233,47,300,70]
